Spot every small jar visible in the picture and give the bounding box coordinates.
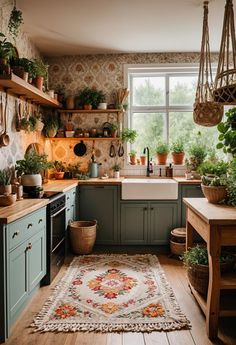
[66,95,75,109]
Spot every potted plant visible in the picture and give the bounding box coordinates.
[217,108,236,157]
[0,167,12,195]
[66,162,81,178]
[32,58,48,91]
[42,112,59,138]
[187,143,207,178]
[170,139,185,165]
[109,122,119,138]
[53,160,66,179]
[182,245,235,295]
[10,57,33,82]
[77,87,105,110]
[112,164,121,178]
[16,150,53,189]
[129,150,137,165]
[8,5,23,40]
[0,32,16,74]
[121,128,137,144]
[140,154,146,165]
[156,141,169,165]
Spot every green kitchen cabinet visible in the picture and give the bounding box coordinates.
[180,184,203,226]
[120,203,148,244]
[79,185,119,244]
[0,206,46,342]
[120,202,178,245]
[65,186,78,226]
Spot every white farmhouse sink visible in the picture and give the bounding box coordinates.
[121,178,178,200]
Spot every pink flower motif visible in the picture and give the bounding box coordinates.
[86,299,92,304]
[107,269,119,274]
[72,279,82,285]
[104,292,118,299]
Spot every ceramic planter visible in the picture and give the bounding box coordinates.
[172,152,185,165]
[156,153,168,165]
[21,174,42,187]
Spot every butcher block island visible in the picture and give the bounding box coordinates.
[184,198,236,339]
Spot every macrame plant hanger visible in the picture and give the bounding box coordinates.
[214,0,236,103]
[194,1,223,126]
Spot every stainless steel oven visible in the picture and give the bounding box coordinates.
[42,191,66,285]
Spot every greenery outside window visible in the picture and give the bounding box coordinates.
[124,64,222,161]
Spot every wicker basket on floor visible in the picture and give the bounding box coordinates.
[69,220,97,255]
[170,228,186,256]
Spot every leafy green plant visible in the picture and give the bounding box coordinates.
[20,116,37,132]
[16,151,53,175]
[156,141,169,154]
[77,87,105,108]
[32,58,48,78]
[109,122,119,131]
[0,32,16,60]
[66,162,81,177]
[170,138,184,153]
[129,150,137,157]
[121,128,137,144]
[42,112,59,137]
[182,245,235,267]
[112,164,121,171]
[197,160,228,177]
[188,143,207,170]
[53,160,66,172]
[8,6,23,40]
[0,167,12,185]
[226,158,236,206]
[201,175,227,187]
[10,57,33,73]
[217,108,236,157]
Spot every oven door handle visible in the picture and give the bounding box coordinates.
[51,205,66,218]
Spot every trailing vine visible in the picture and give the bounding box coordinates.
[8,2,23,40]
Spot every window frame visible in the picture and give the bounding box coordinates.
[123,63,217,169]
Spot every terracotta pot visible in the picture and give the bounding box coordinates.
[156,153,168,165]
[140,156,146,165]
[111,129,118,138]
[130,155,136,165]
[84,104,92,110]
[0,184,12,195]
[172,152,185,165]
[34,76,44,91]
[54,171,65,180]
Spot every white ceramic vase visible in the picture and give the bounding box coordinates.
[21,174,42,187]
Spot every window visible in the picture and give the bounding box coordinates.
[125,64,221,160]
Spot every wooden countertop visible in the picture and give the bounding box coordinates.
[43,180,79,192]
[183,198,236,225]
[173,177,201,184]
[0,199,48,224]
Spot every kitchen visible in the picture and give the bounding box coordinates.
[0,0,236,344]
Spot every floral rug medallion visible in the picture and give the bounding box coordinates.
[32,254,190,332]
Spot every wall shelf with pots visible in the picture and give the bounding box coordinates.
[58,109,123,114]
[0,73,61,108]
[46,137,121,141]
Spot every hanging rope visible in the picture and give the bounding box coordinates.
[193,1,223,126]
[214,0,236,103]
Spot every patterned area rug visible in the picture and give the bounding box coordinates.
[32,254,190,332]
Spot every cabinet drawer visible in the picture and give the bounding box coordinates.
[8,208,46,251]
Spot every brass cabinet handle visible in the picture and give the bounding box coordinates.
[12,231,20,238]
[27,223,33,229]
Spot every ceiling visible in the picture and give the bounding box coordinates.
[18,0,230,56]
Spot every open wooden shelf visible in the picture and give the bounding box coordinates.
[0,73,61,108]
[46,137,120,141]
[58,109,123,113]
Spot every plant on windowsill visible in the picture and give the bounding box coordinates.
[170,138,185,165]
[129,150,137,165]
[182,245,235,295]
[187,142,207,179]
[156,141,169,165]
[121,128,137,144]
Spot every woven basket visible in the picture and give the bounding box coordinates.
[170,240,186,256]
[188,260,235,295]
[171,228,186,243]
[193,101,224,126]
[69,220,97,255]
[214,72,236,104]
[201,184,227,204]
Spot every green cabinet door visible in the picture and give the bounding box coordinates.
[149,203,178,244]
[28,229,46,292]
[65,187,78,226]
[120,203,148,244]
[181,184,203,226]
[80,185,118,244]
[8,241,28,323]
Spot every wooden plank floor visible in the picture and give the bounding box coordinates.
[4,249,236,345]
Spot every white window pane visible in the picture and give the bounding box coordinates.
[131,112,166,157]
[169,112,222,158]
[169,76,197,106]
[132,77,165,106]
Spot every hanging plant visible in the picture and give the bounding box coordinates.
[8,3,24,40]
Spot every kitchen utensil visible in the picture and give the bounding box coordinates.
[74,141,87,156]
[109,142,116,157]
[15,98,21,132]
[118,142,124,157]
[0,91,10,147]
